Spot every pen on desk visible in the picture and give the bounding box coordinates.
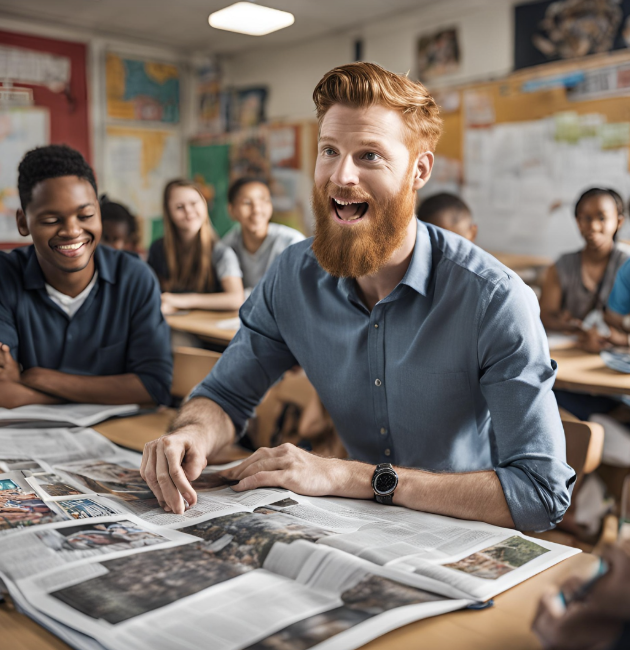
[559,557,608,608]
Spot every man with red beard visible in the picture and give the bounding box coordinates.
[141,63,574,532]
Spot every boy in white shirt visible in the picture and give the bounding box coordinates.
[222,178,305,292]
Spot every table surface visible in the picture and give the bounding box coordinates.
[166,309,239,345]
[552,345,630,396]
[1,553,596,650]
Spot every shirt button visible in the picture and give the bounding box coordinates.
[374,323,379,328]
[384,448,391,457]
[374,379,382,387]
[380,427,387,435]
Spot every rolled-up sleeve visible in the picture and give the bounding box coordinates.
[126,268,173,406]
[189,257,297,435]
[478,276,575,532]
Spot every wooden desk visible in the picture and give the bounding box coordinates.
[166,310,239,347]
[552,346,630,396]
[0,553,596,650]
[489,252,551,271]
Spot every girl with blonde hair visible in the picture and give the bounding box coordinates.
[148,179,244,314]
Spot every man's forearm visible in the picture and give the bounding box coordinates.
[21,369,154,405]
[0,381,62,408]
[394,468,515,528]
[339,462,515,528]
[168,397,236,459]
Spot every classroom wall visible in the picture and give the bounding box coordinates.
[221,0,515,122]
[0,14,195,187]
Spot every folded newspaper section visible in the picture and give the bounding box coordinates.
[0,426,580,650]
[0,404,140,428]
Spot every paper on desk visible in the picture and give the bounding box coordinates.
[547,333,578,351]
[0,403,140,428]
[214,317,241,331]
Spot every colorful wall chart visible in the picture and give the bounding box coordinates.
[0,108,49,243]
[104,126,181,247]
[106,53,180,124]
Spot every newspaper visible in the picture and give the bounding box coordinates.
[0,403,140,428]
[0,425,580,650]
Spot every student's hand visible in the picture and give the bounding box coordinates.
[160,293,180,315]
[577,327,611,354]
[605,327,630,349]
[220,443,372,499]
[532,543,630,649]
[0,343,21,383]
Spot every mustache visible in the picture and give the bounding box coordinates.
[323,182,373,204]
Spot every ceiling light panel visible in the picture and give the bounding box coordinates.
[208,2,295,36]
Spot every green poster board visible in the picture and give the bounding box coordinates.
[189,142,234,238]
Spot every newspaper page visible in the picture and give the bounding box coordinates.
[0,428,126,464]
[0,403,140,428]
[267,496,580,601]
[19,511,468,650]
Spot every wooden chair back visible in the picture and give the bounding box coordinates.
[171,346,221,399]
[562,417,604,489]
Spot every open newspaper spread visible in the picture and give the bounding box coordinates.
[0,426,580,650]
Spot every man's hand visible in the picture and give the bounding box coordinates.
[0,343,20,383]
[532,542,630,649]
[220,444,373,499]
[139,398,237,514]
[140,426,212,514]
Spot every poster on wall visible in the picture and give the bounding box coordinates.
[189,142,232,237]
[228,87,267,131]
[197,62,226,134]
[514,0,630,70]
[416,27,460,81]
[103,126,181,247]
[106,53,180,123]
[0,107,49,242]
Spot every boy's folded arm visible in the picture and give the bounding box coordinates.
[20,369,154,405]
[0,380,62,408]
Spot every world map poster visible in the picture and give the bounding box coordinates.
[106,53,180,124]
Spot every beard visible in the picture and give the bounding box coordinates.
[311,169,416,279]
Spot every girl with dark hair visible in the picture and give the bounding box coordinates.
[541,187,629,353]
[147,179,244,315]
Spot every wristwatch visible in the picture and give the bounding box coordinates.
[372,463,398,505]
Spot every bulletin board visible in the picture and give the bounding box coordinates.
[430,50,630,258]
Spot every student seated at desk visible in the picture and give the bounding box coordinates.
[222,178,305,293]
[0,145,172,408]
[533,540,630,650]
[416,192,477,242]
[540,188,629,352]
[148,179,244,315]
[99,196,139,253]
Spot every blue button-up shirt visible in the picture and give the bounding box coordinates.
[191,221,575,531]
[0,245,172,405]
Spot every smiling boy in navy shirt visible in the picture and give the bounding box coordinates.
[0,144,171,408]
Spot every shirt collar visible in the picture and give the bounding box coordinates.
[23,244,115,290]
[327,219,434,306]
[400,219,433,297]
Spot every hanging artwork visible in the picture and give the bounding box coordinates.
[416,28,460,81]
[515,0,630,70]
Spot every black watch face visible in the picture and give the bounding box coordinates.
[374,471,397,495]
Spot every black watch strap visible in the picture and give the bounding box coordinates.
[375,493,393,505]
